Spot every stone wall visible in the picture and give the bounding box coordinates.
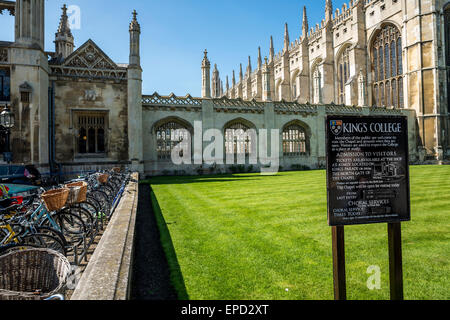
[53,79,129,164]
[71,172,139,300]
[142,94,419,176]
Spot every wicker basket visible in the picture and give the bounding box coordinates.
[0,249,71,300]
[65,181,88,204]
[98,173,109,185]
[112,167,121,173]
[41,188,69,212]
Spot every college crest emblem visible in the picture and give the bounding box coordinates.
[330,120,343,135]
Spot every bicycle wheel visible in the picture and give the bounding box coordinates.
[100,184,115,202]
[86,196,101,215]
[34,226,68,250]
[20,233,67,256]
[79,202,99,229]
[91,190,111,218]
[52,211,87,238]
[64,206,95,233]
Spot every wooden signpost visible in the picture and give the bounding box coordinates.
[325,116,411,300]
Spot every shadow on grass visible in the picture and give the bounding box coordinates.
[144,173,284,186]
[150,188,190,300]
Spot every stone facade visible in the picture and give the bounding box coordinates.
[0,1,139,176]
[209,0,450,162]
[141,92,419,176]
[0,0,448,178]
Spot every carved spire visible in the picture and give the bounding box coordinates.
[239,63,243,82]
[325,0,333,24]
[129,9,141,32]
[55,4,75,59]
[226,75,229,92]
[269,36,275,62]
[129,10,141,67]
[201,49,211,98]
[257,46,262,70]
[284,23,290,52]
[202,49,210,68]
[262,56,272,102]
[247,56,252,76]
[212,63,221,98]
[232,70,236,86]
[57,4,72,37]
[302,6,309,38]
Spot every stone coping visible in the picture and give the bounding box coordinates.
[71,172,139,300]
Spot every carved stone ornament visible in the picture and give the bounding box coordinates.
[84,90,97,101]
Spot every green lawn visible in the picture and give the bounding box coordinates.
[146,165,450,300]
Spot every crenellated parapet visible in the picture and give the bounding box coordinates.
[332,1,355,29]
[142,92,203,114]
[142,93,405,116]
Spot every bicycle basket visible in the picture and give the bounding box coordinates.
[0,248,71,300]
[97,173,109,185]
[65,181,87,204]
[41,188,69,212]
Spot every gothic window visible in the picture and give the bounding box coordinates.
[379,46,384,81]
[0,68,10,102]
[312,67,322,104]
[373,47,378,82]
[374,84,379,106]
[385,43,390,80]
[337,47,350,104]
[75,112,107,155]
[386,80,391,107]
[371,25,403,108]
[225,122,253,155]
[155,121,191,161]
[391,41,397,77]
[283,124,307,156]
[392,79,397,107]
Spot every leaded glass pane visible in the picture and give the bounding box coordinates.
[371,25,402,108]
[156,121,190,160]
[283,125,307,156]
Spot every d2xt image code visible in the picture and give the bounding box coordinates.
[180,304,270,318]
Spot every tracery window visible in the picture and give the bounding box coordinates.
[283,124,307,156]
[371,25,403,108]
[0,68,10,102]
[75,112,107,155]
[337,47,350,104]
[312,67,322,104]
[156,121,191,160]
[225,122,253,155]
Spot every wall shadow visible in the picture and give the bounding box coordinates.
[149,186,190,300]
[130,184,188,300]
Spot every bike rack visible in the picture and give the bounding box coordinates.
[69,173,131,267]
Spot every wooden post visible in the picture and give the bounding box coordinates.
[388,222,404,300]
[332,226,346,300]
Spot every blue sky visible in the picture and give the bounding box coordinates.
[0,0,348,96]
